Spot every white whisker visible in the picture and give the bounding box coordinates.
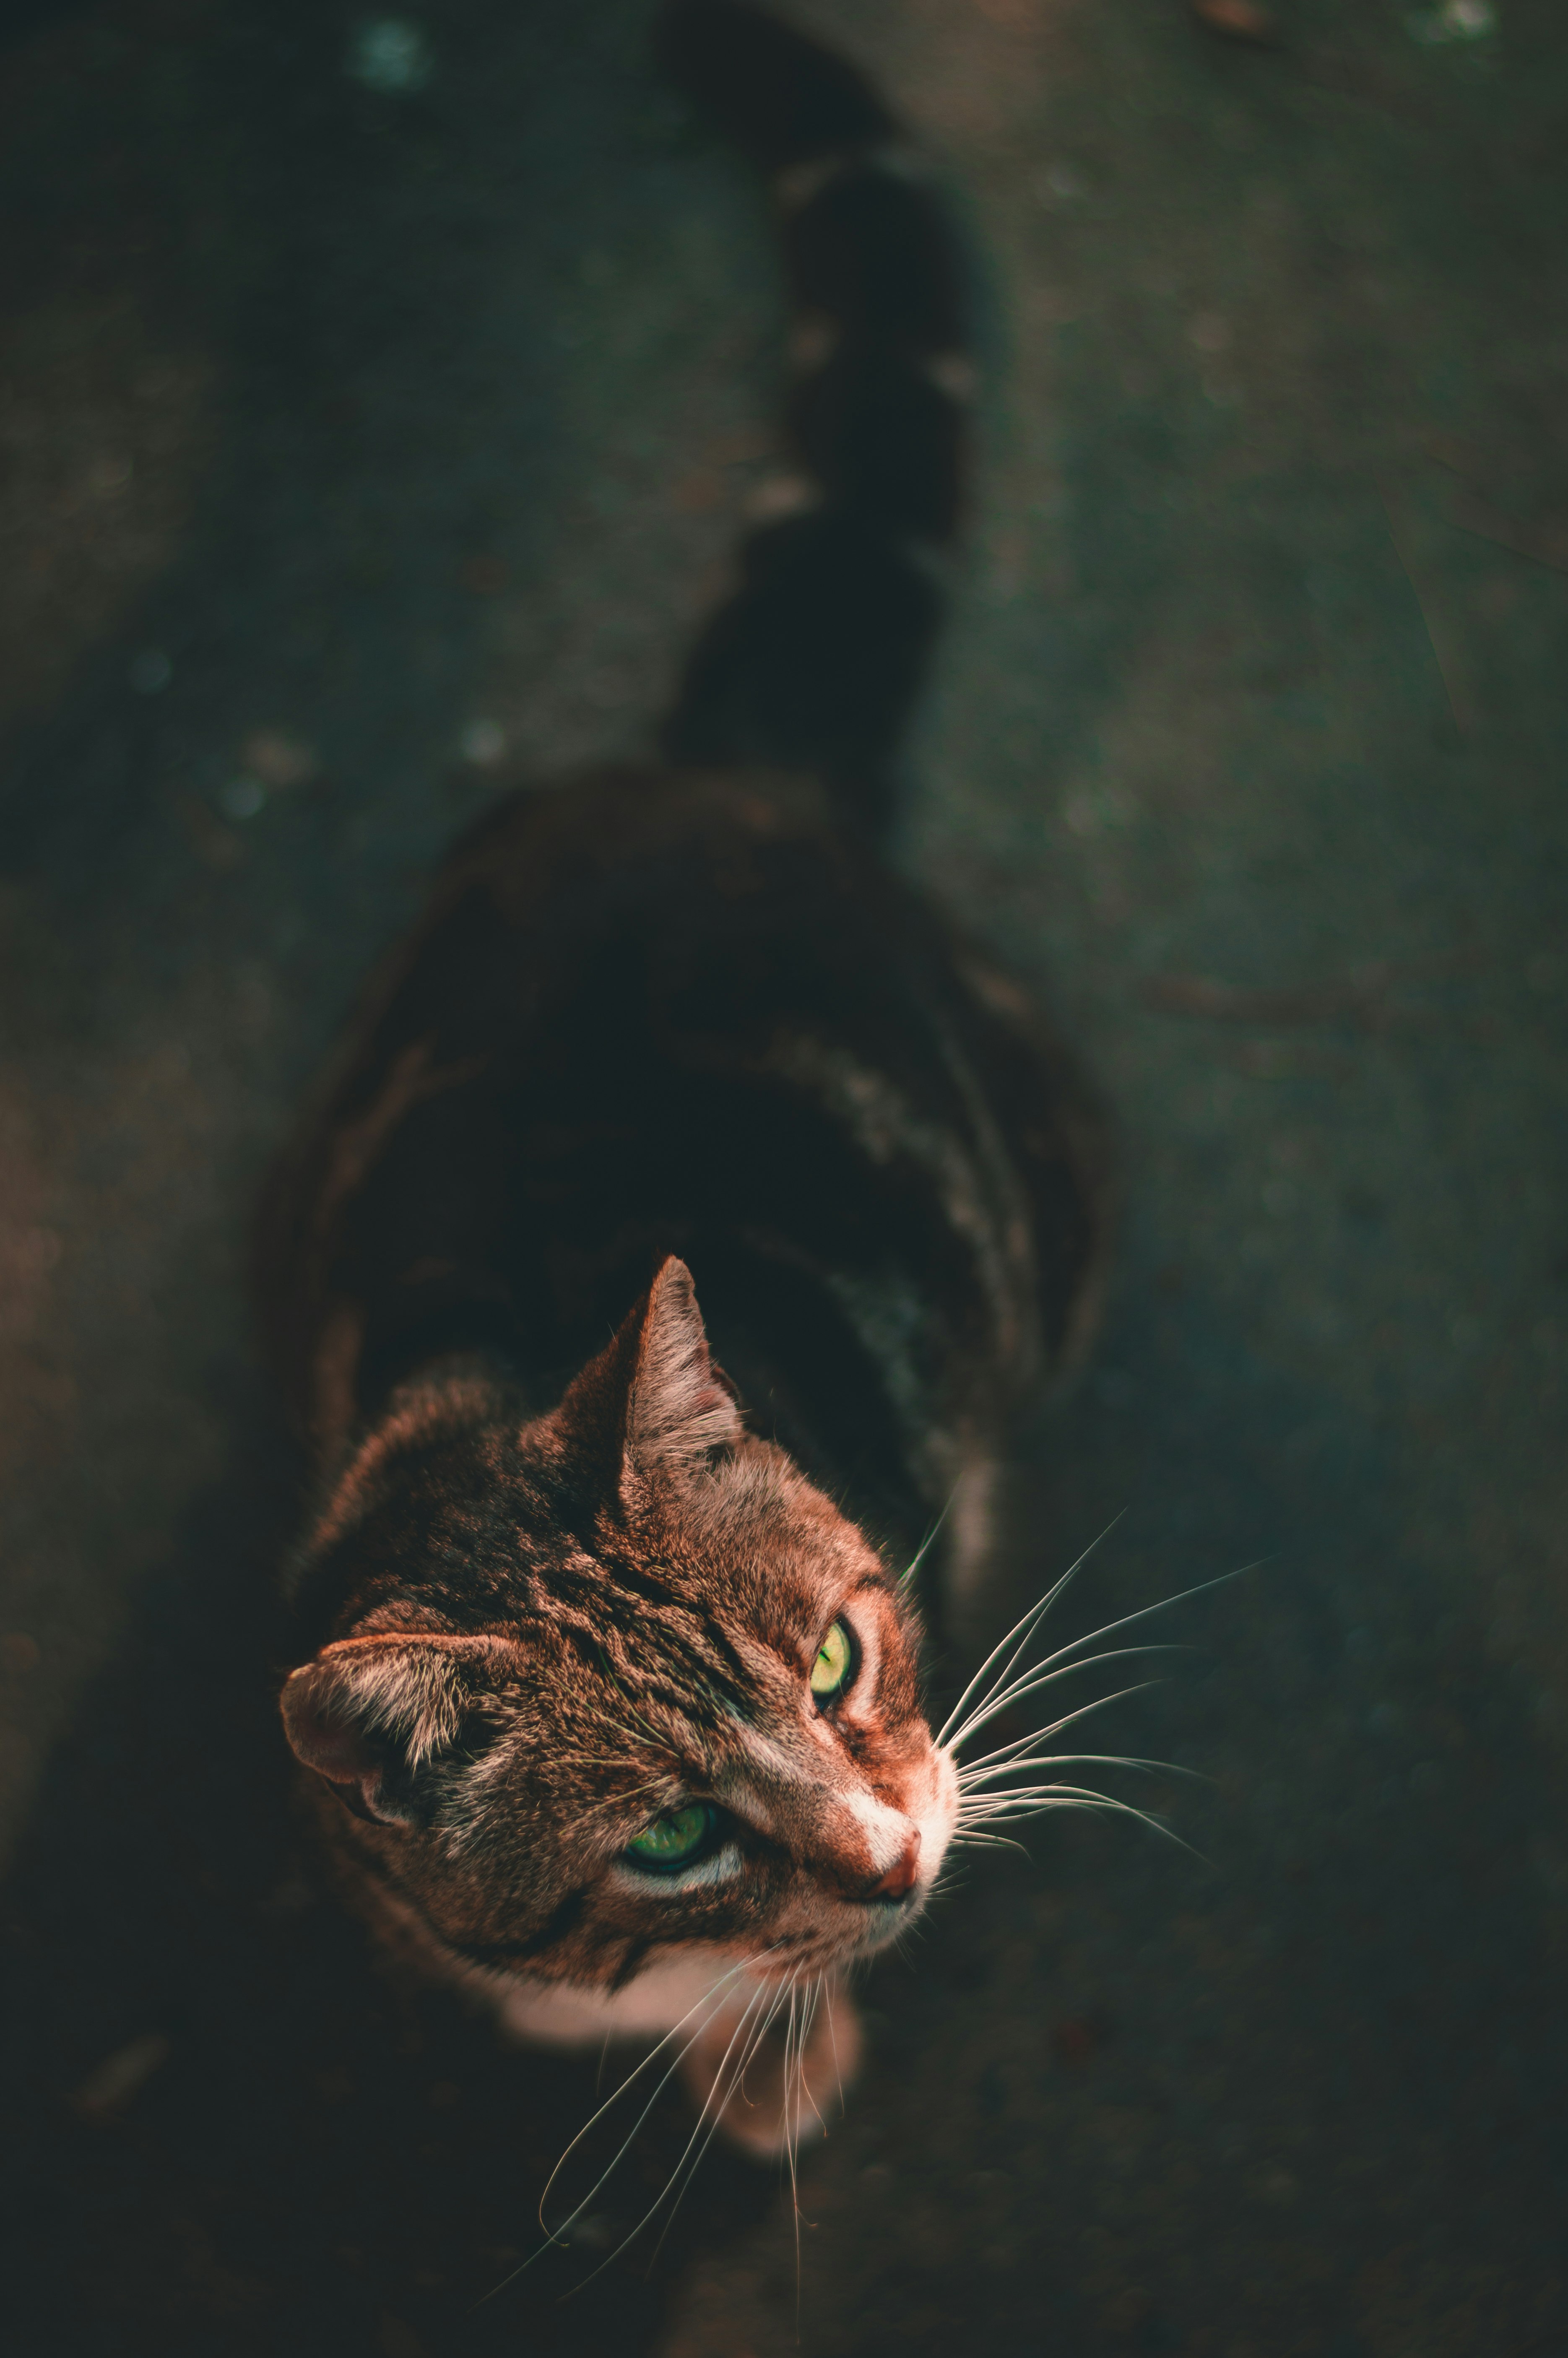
[953,1699,1197,1776]
[481,1955,767,2302]
[1002,1562,1257,1693]
[824,1978,848,2113]
[779,1983,802,2292]
[899,1489,958,1592]
[533,1958,753,2227]
[645,1973,801,2271]
[941,1558,1256,1761]
[943,1646,1183,1756]
[935,1515,1124,1747]
[954,1784,1207,1859]
[572,1976,785,2293]
[957,1749,1205,1792]
[949,1674,1162,1767]
[793,1977,826,2140]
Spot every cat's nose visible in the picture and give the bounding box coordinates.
[861,1829,921,1903]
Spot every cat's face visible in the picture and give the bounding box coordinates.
[281,1260,957,1993]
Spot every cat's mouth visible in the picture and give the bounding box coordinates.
[840,1745,958,1956]
[847,1887,926,1957]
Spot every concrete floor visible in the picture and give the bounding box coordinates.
[2,0,1565,2351]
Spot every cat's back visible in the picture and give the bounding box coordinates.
[260,0,1113,1578]
[259,765,1107,1556]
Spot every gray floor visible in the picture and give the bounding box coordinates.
[2,1,1565,2351]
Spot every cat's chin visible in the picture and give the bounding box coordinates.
[848,1896,928,1958]
[679,1969,865,2160]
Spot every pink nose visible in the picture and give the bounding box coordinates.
[863,1830,921,1903]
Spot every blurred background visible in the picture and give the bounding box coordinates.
[1,0,1565,2350]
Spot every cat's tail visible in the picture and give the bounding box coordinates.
[655,0,970,835]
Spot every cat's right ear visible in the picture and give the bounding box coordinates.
[279,1632,512,1826]
[556,1255,743,1502]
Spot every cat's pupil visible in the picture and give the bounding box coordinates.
[624,1803,713,1870]
[810,1619,854,1700]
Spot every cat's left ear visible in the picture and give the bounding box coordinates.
[560,1256,743,1496]
[279,1631,514,1826]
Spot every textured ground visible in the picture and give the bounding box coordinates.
[1,1,1565,2352]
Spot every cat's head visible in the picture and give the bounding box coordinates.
[280,1257,957,1991]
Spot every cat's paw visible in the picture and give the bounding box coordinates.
[680,1976,863,2159]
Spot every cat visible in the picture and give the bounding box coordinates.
[259,0,1110,2171]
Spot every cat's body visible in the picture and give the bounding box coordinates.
[264,1,1108,2158]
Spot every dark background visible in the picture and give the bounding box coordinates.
[1,1,1565,2351]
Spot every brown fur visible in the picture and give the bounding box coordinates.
[282,1261,942,1973]
[278,1259,962,2147]
[264,3,1110,2158]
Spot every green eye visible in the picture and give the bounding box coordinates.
[624,1802,715,1873]
[809,1617,856,1701]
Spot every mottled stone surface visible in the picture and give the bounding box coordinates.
[1,2,1564,2353]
